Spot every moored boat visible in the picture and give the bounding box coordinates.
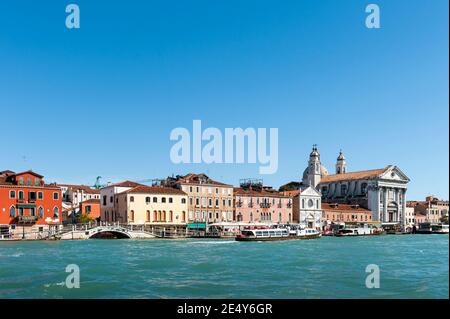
[235,227,321,241]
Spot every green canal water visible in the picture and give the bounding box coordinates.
[0,235,448,299]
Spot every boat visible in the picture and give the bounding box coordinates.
[332,223,384,237]
[432,224,449,234]
[417,223,449,234]
[293,228,322,239]
[235,227,320,241]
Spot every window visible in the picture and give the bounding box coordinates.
[10,206,16,217]
[130,196,135,202]
[145,197,150,203]
[361,183,368,195]
[30,208,35,216]
[162,197,166,203]
[341,185,347,196]
[18,191,24,200]
[29,191,37,201]
[153,197,158,203]
[9,190,16,199]
[103,196,107,205]
[18,177,24,185]
[302,199,305,208]
[38,207,44,218]
[53,192,59,200]
[19,208,24,216]
[181,198,186,204]
[53,207,59,218]
[34,178,40,186]
[110,196,113,203]
[38,192,43,200]
[86,205,92,214]
[169,197,173,203]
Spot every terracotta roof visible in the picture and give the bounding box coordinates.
[12,170,44,178]
[320,167,389,183]
[176,173,232,187]
[322,203,372,213]
[110,180,145,188]
[123,185,187,196]
[58,184,100,194]
[280,190,301,197]
[234,187,289,198]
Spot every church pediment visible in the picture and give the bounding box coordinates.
[379,166,410,183]
[300,186,322,197]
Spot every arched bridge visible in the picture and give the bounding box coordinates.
[59,225,156,240]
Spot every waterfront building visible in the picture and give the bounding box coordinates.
[234,179,293,224]
[58,184,101,223]
[115,185,188,224]
[299,146,410,227]
[322,203,373,226]
[0,170,62,239]
[58,184,100,206]
[163,173,234,223]
[405,205,416,228]
[100,180,144,223]
[79,199,101,221]
[409,196,449,224]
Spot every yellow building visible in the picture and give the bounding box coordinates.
[164,173,234,223]
[116,185,188,225]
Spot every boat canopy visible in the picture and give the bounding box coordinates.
[186,223,207,229]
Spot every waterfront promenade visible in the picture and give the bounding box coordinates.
[0,235,448,299]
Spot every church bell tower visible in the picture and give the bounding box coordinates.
[307,144,322,188]
[336,150,347,174]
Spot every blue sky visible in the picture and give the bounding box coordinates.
[0,0,448,200]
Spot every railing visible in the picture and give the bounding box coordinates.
[18,215,38,223]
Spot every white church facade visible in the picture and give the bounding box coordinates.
[300,145,410,228]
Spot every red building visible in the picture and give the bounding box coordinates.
[0,170,62,239]
[79,199,101,221]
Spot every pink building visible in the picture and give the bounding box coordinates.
[233,180,293,224]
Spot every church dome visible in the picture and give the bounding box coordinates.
[302,164,329,180]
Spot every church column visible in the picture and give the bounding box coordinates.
[383,187,388,222]
[401,188,407,228]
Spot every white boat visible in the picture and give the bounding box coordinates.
[236,228,290,241]
[432,224,449,234]
[293,228,321,239]
[235,227,320,241]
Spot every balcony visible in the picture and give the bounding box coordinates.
[18,215,38,224]
[260,203,271,209]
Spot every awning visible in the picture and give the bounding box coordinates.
[187,223,207,229]
[17,204,36,209]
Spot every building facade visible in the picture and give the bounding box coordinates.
[322,203,373,225]
[115,185,188,224]
[100,181,144,223]
[234,180,293,224]
[410,196,449,224]
[164,173,234,223]
[297,186,323,229]
[301,146,410,227]
[59,184,101,206]
[0,170,62,239]
[79,199,101,221]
